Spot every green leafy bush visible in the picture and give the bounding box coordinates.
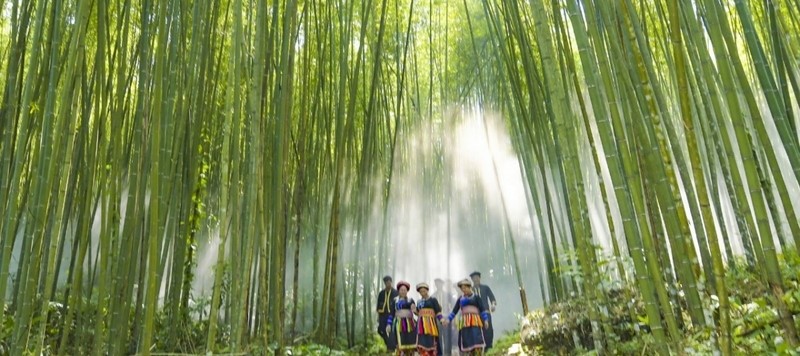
[518,252,800,355]
[488,330,529,355]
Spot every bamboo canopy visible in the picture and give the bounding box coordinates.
[0,0,798,354]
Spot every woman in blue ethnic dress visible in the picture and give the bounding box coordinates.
[415,282,444,356]
[387,281,417,355]
[444,278,489,355]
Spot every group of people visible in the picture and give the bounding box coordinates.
[376,272,497,355]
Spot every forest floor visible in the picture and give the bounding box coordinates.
[3,254,798,355]
[514,253,800,355]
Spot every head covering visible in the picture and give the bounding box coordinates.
[416,282,430,292]
[383,275,393,282]
[396,281,411,291]
[469,271,481,278]
[457,278,473,287]
[434,278,444,284]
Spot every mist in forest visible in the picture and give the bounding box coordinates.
[366,105,545,336]
[0,104,588,339]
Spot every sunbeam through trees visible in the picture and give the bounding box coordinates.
[0,0,799,355]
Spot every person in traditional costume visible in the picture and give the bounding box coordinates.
[377,275,399,351]
[470,271,497,349]
[415,282,444,356]
[432,278,454,355]
[387,281,416,355]
[443,278,489,355]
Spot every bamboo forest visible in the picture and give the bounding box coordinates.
[1,0,800,354]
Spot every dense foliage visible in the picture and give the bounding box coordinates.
[0,0,798,354]
[518,253,800,354]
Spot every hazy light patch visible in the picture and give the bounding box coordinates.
[193,228,221,296]
[364,105,543,335]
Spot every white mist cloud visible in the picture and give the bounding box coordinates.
[365,105,543,335]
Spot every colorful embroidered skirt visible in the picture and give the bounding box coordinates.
[417,309,440,351]
[393,310,417,350]
[457,308,485,352]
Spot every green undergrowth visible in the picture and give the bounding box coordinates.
[3,253,798,355]
[512,252,800,355]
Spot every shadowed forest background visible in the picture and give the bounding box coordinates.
[0,0,799,354]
